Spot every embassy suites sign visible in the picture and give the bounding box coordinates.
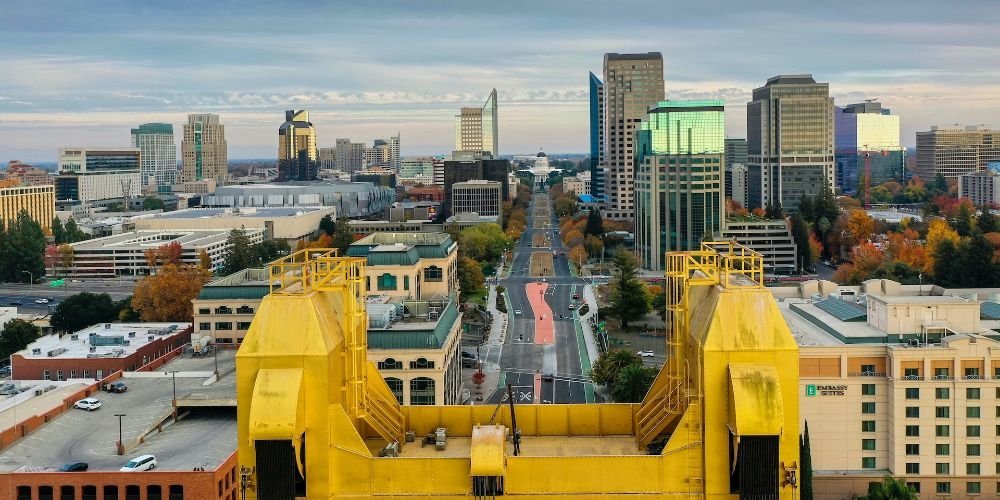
[805,384,847,396]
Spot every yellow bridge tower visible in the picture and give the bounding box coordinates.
[237,243,800,499]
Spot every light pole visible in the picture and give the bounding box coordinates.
[169,371,178,401]
[115,413,126,455]
[213,343,219,377]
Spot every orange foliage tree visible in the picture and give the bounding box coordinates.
[132,264,211,322]
[844,209,875,246]
[924,218,960,274]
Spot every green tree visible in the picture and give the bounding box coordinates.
[800,421,813,500]
[7,209,46,283]
[960,232,1000,287]
[553,196,577,217]
[331,218,355,255]
[115,296,141,321]
[765,200,784,219]
[933,239,960,287]
[954,202,974,237]
[318,214,336,237]
[63,217,87,243]
[221,228,256,275]
[798,196,815,223]
[585,208,604,237]
[931,173,948,195]
[51,216,65,244]
[457,256,485,300]
[859,475,917,500]
[609,249,650,327]
[790,213,812,271]
[977,209,997,234]
[252,239,290,265]
[589,349,644,386]
[0,318,41,358]
[142,196,165,211]
[611,363,657,403]
[50,292,118,333]
[458,223,511,263]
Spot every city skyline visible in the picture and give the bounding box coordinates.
[2,1,1000,161]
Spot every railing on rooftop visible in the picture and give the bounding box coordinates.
[268,248,339,293]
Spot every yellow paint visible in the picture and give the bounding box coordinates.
[236,243,800,498]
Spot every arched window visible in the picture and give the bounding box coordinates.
[410,377,435,405]
[214,306,233,315]
[384,377,404,404]
[236,305,254,314]
[424,266,443,282]
[409,357,434,369]
[378,358,403,370]
[378,273,397,291]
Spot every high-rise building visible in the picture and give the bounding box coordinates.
[130,123,177,187]
[399,156,436,184]
[454,89,498,158]
[181,114,228,186]
[388,134,400,171]
[335,138,366,174]
[634,100,725,270]
[58,148,140,174]
[0,184,55,230]
[589,72,605,198]
[318,147,337,170]
[958,167,1000,206]
[603,52,665,219]
[746,75,834,211]
[442,159,510,215]
[915,125,1000,179]
[834,101,905,193]
[278,110,318,181]
[725,138,748,201]
[725,138,748,167]
[451,180,502,220]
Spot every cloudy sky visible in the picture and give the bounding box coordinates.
[2,0,1000,161]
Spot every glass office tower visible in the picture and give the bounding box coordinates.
[835,101,905,194]
[589,72,604,198]
[635,100,725,270]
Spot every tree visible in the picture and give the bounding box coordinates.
[954,201,974,237]
[457,256,485,300]
[6,209,46,283]
[142,196,165,211]
[252,239,290,265]
[585,208,604,237]
[977,209,997,234]
[764,200,783,219]
[925,219,960,274]
[589,349,643,386]
[51,292,118,333]
[932,239,960,287]
[221,228,256,275]
[318,214,336,237]
[959,232,1000,287]
[797,196,814,223]
[800,421,813,500]
[51,216,65,244]
[131,264,211,322]
[0,319,41,359]
[568,245,588,270]
[57,244,74,274]
[844,209,875,246]
[611,363,657,403]
[198,249,213,271]
[63,218,87,243]
[859,476,917,500]
[115,296,140,321]
[584,234,604,259]
[790,213,811,271]
[330,218,355,255]
[609,249,650,328]
[458,223,511,263]
[553,196,577,217]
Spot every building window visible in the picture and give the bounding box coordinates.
[377,273,397,291]
[168,486,183,500]
[61,485,74,500]
[936,387,950,399]
[905,406,919,418]
[936,406,950,418]
[936,462,950,474]
[862,383,875,395]
[863,439,876,451]
[43,370,50,380]
[377,358,402,370]
[237,322,252,330]
[410,357,434,369]
[968,482,981,494]
[125,485,140,500]
[906,482,920,493]
[903,367,920,379]
[861,457,876,469]
[936,425,950,437]
[403,275,410,291]
[424,266,443,282]
[969,444,981,456]
[147,485,162,500]
[968,387,981,400]
[215,305,232,314]
[410,377,435,405]
[905,387,919,399]
[905,443,919,455]
[965,367,982,379]
[236,305,254,314]
[934,367,950,379]
[968,463,982,475]
[199,322,211,331]
[57,370,63,381]
[215,322,233,331]
[860,363,876,375]
[905,463,920,474]
[198,308,211,314]
[862,420,875,432]
[861,402,875,414]
[936,444,950,456]
[104,485,119,500]
[905,425,920,437]
[969,425,982,437]
[936,482,950,494]
[384,377,403,404]
[968,406,981,418]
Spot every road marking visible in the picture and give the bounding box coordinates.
[533,374,542,404]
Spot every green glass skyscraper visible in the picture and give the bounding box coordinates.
[635,100,725,270]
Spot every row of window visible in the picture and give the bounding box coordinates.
[377,358,435,370]
[42,368,106,381]
[199,322,252,331]
[197,306,255,315]
[384,377,435,405]
[15,484,183,500]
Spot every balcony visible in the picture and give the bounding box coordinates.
[901,375,924,381]
[932,375,954,381]
[849,371,886,377]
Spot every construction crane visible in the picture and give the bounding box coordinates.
[236,243,801,498]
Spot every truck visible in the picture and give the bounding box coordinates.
[191,335,215,357]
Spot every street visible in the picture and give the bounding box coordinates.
[0,280,137,313]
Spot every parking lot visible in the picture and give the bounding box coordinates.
[0,352,237,472]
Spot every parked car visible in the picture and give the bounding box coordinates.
[120,455,157,472]
[104,382,128,393]
[637,350,655,358]
[541,373,554,382]
[462,357,479,368]
[57,462,89,472]
[73,398,102,411]
[514,309,522,316]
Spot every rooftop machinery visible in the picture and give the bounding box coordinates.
[237,243,800,499]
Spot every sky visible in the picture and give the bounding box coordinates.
[2,0,1000,161]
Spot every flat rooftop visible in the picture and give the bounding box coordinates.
[0,351,237,472]
[16,323,189,360]
[70,230,262,251]
[137,206,330,220]
[365,436,642,459]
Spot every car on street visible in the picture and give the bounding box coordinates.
[73,398,102,411]
[514,309,522,315]
[120,454,157,472]
[104,381,128,393]
[541,373,554,382]
[8,301,22,306]
[34,298,49,304]
[567,304,575,310]
[57,462,89,472]
[572,293,580,299]
[637,350,655,358]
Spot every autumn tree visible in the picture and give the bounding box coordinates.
[844,209,875,247]
[457,256,485,300]
[568,245,588,269]
[584,234,604,258]
[198,249,213,271]
[131,264,211,322]
[924,219,960,274]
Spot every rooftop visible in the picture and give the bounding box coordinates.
[197,268,271,301]
[349,232,455,260]
[135,206,330,220]
[16,323,190,360]
[70,229,263,251]
[368,298,460,350]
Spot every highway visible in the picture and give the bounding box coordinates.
[485,192,593,405]
[0,280,137,313]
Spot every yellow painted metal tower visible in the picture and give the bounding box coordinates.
[237,243,800,499]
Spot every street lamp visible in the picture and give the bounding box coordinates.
[169,371,178,401]
[115,413,127,455]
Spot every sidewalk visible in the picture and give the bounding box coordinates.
[464,282,509,404]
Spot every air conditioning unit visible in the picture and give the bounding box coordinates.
[148,336,154,342]
[89,347,96,353]
[123,340,130,346]
[70,334,79,340]
[31,348,41,355]
[105,323,111,329]
[128,332,136,338]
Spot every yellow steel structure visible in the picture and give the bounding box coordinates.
[237,243,800,499]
